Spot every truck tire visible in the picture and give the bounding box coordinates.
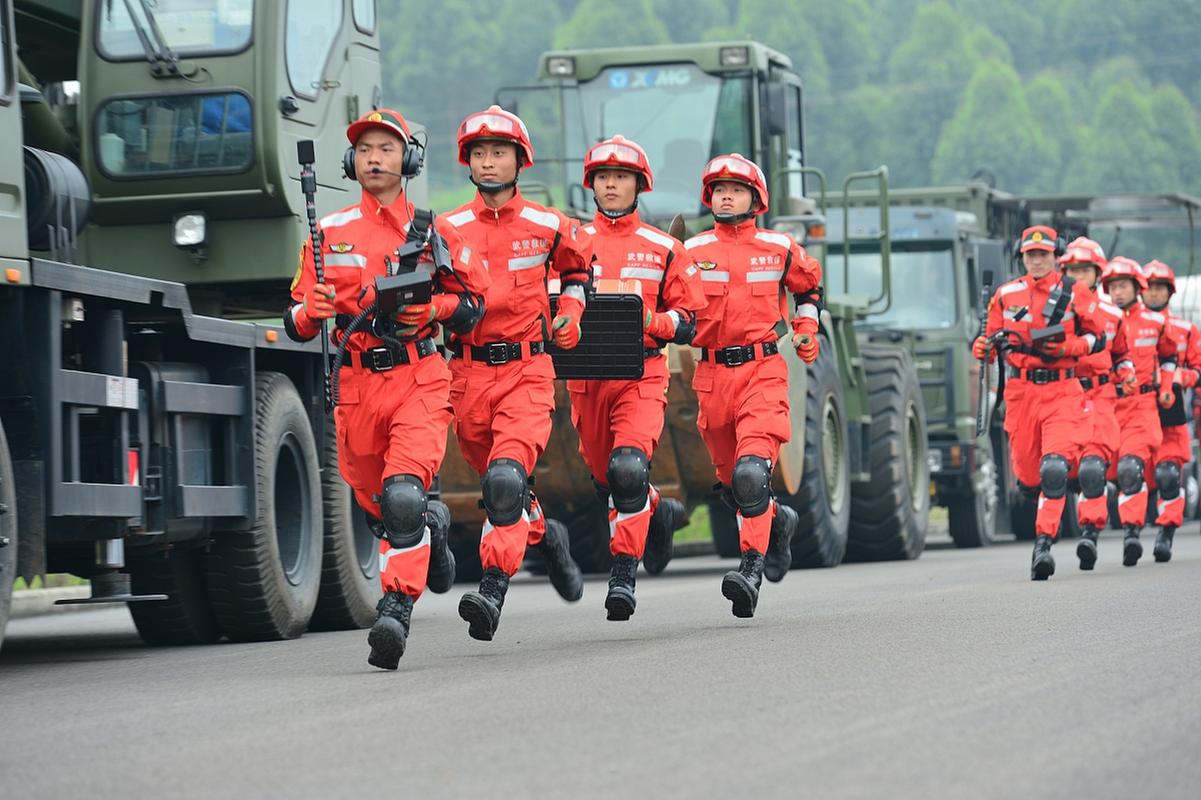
[0,421,17,655]
[205,372,322,641]
[846,346,929,561]
[708,497,741,558]
[309,421,379,631]
[782,337,849,568]
[128,547,222,645]
[947,439,999,547]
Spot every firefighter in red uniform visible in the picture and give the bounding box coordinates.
[1057,237,1126,569]
[685,153,819,618]
[568,136,704,621]
[1141,260,1198,562]
[285,109,490,669]
[974,226,1107,580]
[443,106,593,641]
[1099,257,1178,567]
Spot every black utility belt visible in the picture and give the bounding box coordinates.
[1078,374,1110,390]
[336,338,440,373]
[449,340,547,366]
[1006,366,1074,384]
[1117,383,1156,397]
[700,341,779,367]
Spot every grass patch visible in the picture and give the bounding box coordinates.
[14,574,89,592]
[676,503,712,543]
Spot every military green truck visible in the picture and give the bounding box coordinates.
[466,41,931,571]
[0,0,391,652]
[826,184,1201,544]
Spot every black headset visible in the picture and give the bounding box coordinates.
[343,135,426,181]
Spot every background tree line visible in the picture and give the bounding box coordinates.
[380,0,1201,208]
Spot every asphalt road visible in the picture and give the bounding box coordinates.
[3,527,1200,800]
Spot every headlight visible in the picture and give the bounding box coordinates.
[546,56,575,77]
[173,212,207,249]
[926,450,943,474]
[720,46,749,67]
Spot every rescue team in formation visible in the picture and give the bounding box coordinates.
[287,107,1195,670]
[974,228,1199,580]
[285,107,823,668]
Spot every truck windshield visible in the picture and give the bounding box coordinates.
[95,91,253,178]
[566,63,751,219]
[97,0,254,60]
[826,243,957,330]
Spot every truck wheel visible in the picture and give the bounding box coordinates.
[947,440,998,547]
[783,337,849,568]
[567,504,612,574]
[309,422,380,631]
[708,498,741,558]
[205,372,322,641]
[846,346,930,561]
[0,421,17,655]
[128,547,222,645]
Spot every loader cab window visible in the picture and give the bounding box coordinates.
[784,83,804,200]
[97,0,254,60]
[95,91,254,178]
[353,0,376,33]
[286,0,344,100]
[1,2,9,104]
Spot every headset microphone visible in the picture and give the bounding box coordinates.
[370,167,406,178]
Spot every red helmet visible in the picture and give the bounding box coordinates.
[583,135,654,192]
[1143,259,1176,293]
[1101,256,1148,291]
[346,108,413,146]
[701,153,770,215]
[1058,236,1107,271]
[457,105,534,167]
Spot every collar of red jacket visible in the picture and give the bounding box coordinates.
[590,208,642,234]
[1022,269,1061,292]
[471,187,525,222]
[713,216,759,240]
[359,189,411,234]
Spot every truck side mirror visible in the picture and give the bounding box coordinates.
[764,84,787,137]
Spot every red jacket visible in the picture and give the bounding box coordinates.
[1113,301,1176,389]
[443,189,592,345]
[286,190,489,351]
[684,218,822,349]
[584,211,704,347]
[986,271,1108,372]
[1075,296,1124,397]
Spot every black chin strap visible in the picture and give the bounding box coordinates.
[713,211,755,225]
[1146,301,1168,312]
[594,193,639,220]
[471,175,519,194]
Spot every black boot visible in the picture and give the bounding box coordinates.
[1154,526,1175,563]
[764,504,798,583]
[1031,535,1056,581]
[458,567,509,641]
[425,500,456,594]
[535,519,584,601]
[1122,525,1143,567]
[1077,525,1099,571]
[722,549,765,618]
[643,497,684,576]
[605,554,638,621]
[367,592,414,670]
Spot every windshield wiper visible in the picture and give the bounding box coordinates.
[114,0,183,78]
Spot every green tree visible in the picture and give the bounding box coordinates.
[1148,83,1201,196]
[554,0,670,48]
[1066,82,1174,193]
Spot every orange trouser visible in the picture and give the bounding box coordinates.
[568,355,670,558]
[1150,424,1190,527]
[693,354,790,554]
[1003,378,1091,538]
[1076,388,1119,528]
[1115,392,1163,528]
[334,352,453,598]
[449,351,555,576]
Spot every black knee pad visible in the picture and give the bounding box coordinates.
[732,455,773,517]
[380,474,428,548]
[481,458,528,526]
[1077,455,1108,499]
[606,447,650,513]
[1155,461,1182,499]
[1117,455,1145,496]
[1039,454,1070,499]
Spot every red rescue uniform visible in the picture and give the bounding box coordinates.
[986,271,1106,537]
[443,188,593,576]
[568,211,704,559]
[686,218,822,555]
[1149,314,1200,527]
[289,190,489,598]
[1073,299,1125,528]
